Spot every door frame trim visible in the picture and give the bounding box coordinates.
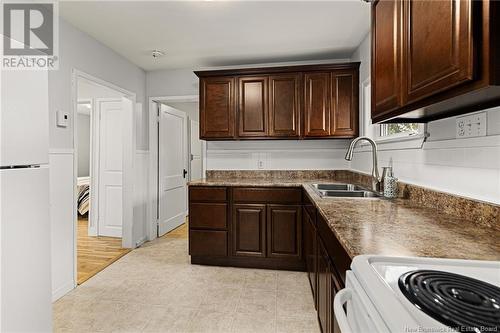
[71,69,137,287]
[76,98,98,237]
[147,95,203,241]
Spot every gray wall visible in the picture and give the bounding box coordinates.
[164,101,199,121]
[77,113,90,177]
[50,18,149,301]
[49,18,147,150]
[146,68,198,97]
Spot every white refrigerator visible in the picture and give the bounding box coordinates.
[1,66,52,331]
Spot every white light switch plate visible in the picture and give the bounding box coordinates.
[56,110,69,128]
[456,112,487,138]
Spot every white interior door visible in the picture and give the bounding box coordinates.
[189,119,203,181]
[97,99,123,238]
[158,105,188,237]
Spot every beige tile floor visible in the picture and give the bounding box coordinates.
[53,236,320,333]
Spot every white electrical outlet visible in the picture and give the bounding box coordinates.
[456,112,487,138]
[257,153,267,170]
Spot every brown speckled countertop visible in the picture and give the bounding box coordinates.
[189,176,500,261]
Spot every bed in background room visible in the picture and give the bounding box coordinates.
[77,176,90,215]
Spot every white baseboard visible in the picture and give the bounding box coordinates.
[52,280,75,302]
[49,148,75,155]
[135,237,147,247]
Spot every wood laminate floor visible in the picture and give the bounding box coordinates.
[162,220,188,239]
[77,216,131,285]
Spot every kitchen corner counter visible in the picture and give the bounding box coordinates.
[189,178,500,261]
[301,184,500,261]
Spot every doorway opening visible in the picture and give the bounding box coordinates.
[148,96,204,240]
[74,74,134,284]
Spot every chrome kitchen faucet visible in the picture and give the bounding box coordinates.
[345,136,382,192]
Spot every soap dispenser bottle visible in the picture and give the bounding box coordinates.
[382,167,398,198]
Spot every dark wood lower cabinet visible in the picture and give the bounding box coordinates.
[190,186,304,270]
[189,186,352,333]
[232,204,266,257]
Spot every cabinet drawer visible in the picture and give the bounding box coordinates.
[189,230,228,257]
[232,187,302,203]
[189,187,227,202]
[189,203,227,229]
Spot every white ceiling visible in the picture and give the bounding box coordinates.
[60,1,370,71]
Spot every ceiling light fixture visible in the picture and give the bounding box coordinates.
[152,50,165,58]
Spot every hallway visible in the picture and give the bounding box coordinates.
[54,224,319,333]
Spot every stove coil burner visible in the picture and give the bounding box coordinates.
[399,270,500,332]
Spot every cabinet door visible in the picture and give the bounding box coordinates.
[200,77,236,139]
[304,72,331,137]
[269,74,301,137]
[303,208,317,305]
[371,0,403,117]
[238,76,268,137]
[331,70,358,137]
[404,0,474,104]
[317,238,331,333]
[232,204,266,257]
[330,268,343,333]
[266,205,302,259]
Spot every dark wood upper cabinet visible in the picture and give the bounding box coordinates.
[238,76,269,137]
[232,204,266,258]
[304,72,331,137]
[372,0,500,123]
[195,63,359,140]
[269,74,301,137]
[199,77,236,139]
[371,0,403,118]
[331,70,359,137]
[404,0,474,104]
[266,205,302,260]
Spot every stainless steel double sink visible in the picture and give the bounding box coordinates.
[311,183,381,198]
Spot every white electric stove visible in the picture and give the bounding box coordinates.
[334,255,500,333]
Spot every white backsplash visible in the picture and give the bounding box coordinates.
[206,140,350,171]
